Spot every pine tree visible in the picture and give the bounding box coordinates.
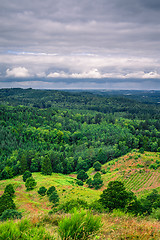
[0,193,16,215]
[41,155,52,175]
[20,154,28,174]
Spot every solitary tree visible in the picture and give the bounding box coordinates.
[99,181,134,211]
[49,191,59,206]
[25,177,37,190]
[38,186,47,196]
[0,193,16,216]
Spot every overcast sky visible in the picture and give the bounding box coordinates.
[0,0,160,89]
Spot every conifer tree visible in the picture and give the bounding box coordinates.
[20,154,28,174]
[41,155,52,175]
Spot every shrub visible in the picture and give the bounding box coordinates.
[101,169,106,174]
[93,161,101,171]
[56,198,88,213]
[23,170,32,182]
[150,208,160,220]
[25,177,37,190]
[77,170,89,182]
[149,163,158,170]
[0,209,22,221]
[89,200,106,213]
[49,191,59,206]
[47,186,56,196]
[0,193,16,216]
[76,179,84,186]
[38,186,47,196]
[4,184,15,197]
[58,209,102,240]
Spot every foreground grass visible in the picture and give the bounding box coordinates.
[1,211,159,240]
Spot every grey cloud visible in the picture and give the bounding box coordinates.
[0,0,160,89]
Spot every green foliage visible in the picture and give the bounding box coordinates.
[41,155,52,175]
[0,219,55,240]
[89,200,106,213]
[101,169,106,174]
[25,177,37,190]
[20,154,28,174]
[77,170,89,182]
[0,209,22,221]
[0,88,160,180]
[150,208,160,220]
[4,184,15,197]
[38,186,47,196]
[76,179,84,186]
[0,193,16,216]
[56,198,88,213]
[99,181,135,211]
[47,186,56,196]
[149,163,159,170]
[58,209,102,240]
[23,170,32,182]
[93,161,101,171]
[86,173,103,189]
[49,191,59,205]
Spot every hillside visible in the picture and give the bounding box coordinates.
[0,89,160,239]
[0,150,160,239]
[0,150,159,217]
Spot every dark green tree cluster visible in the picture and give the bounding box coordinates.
[99,180,160,216]
[86,172,103,190]
[38,185,59,206]
[0,88,160,180]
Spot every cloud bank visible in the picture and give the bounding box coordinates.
[0,0,160,89]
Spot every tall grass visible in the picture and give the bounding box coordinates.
[0,219,55,240]
[58,209,102,239]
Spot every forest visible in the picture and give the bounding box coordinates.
[0,88,160,239]
[0,88,160,179]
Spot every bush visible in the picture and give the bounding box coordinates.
[47,186,56,196]
[4,184,15,197]
[101,169,106,174]
[56,198,88,213]
[89,200,106,213]
[76,179,84,186]
[38,186,47,196]
[77,170,89,182]
[93,161,101,171]
[150,208,160,220]
[49,191,59,206]
[0,193,16,216]
[0,209,22,221]
[58,209,102,240]
[25,177,37,190]
[23,170,32,182]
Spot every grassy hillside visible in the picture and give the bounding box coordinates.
[0,150,159,217]
[101,150,160,196]
[0,150,160,239]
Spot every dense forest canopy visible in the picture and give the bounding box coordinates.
[0,88,160,179]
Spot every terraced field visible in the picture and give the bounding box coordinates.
[101,150,160,196]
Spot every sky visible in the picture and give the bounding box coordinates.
[0,0,160,89]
